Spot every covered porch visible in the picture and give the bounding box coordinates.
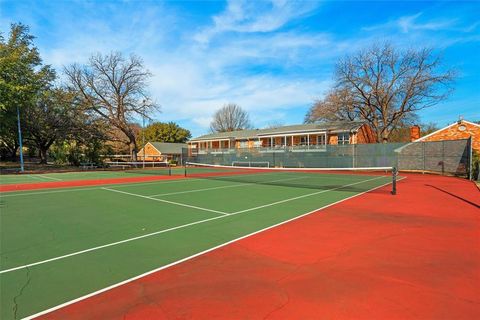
[258,131,328,151]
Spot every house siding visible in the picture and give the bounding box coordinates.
[140,143,164,161]
[188,121,377,151]
[419,121,480,154]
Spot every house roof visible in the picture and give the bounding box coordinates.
[413,120,480,142]
[146,142,188,154]
[190,121,367,141]
[394,119,479,153]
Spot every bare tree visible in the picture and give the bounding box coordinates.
[306,43,455,142]
[264,121,285,129]
[304,88,357,123]
[210,103,252,132]
[64,52,157,160]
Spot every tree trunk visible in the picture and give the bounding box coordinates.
[39,147,48,164]
[129,139,138,161]
[381,129,390,143]
[9,146,19,161]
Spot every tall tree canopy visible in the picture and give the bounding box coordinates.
[0,23,55,160]
[24,89,105,163]
[141,122,191,144]
[305,43,455,142]
[64,52,158,160]
[210,103,252,133]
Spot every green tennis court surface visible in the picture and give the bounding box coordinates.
[0,170,393,319]
[0,168,178,185]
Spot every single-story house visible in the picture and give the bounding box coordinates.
[138,142,187,164]
[188,121,376,153]
[411,119,480,154]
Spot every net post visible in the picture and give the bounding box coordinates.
[391,166,397,195]
[168,164,171,176]
[184,163,187,177]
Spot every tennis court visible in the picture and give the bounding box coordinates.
[0,164,175,186]
[0,165,396,319]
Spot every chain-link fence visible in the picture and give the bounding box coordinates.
[183,138,473,179]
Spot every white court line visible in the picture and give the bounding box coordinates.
[26,175,47,181]
[36,175,62,181]
[102,187,229,216]
[231,175,385,214]
[0,178,202,198]
[1,175,390,275]
[147,176,308,197]
[21,178,401,320]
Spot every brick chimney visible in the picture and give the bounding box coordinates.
[410,125,421,142]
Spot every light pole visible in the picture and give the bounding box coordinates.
[17,106,25,172]
[142,100,146,169]
[142,99,147,169]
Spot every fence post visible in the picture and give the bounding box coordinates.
[469,137,473,180]
[442,141,445,175]
[422,142,425,174]
[352,144,356,168]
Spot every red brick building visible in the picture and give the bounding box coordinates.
[188,121,376,153]
[413,120,480,154]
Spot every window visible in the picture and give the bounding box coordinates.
[273,137,285,147]
[317,135,326,145]
[239,140,248,148]
[338,132,350,145]
[300,136,308,145]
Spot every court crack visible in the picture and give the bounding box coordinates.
[263,288,290,320]
[12,266,31,320]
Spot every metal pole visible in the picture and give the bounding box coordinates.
[469,137,473,180]
[16,106,25,172]
[391,167,397,195]
[422,142,425,174]
[142,100,146,169]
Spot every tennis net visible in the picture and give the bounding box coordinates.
[185,162,398,195]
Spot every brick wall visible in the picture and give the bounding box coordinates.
[329,135,338,145]
[139,143,165,161]
[356,124,377,143]
[420,121,480,154]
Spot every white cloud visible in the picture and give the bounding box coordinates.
[194,0,321,44]
[4,0,476,138]
[363,12,458,34]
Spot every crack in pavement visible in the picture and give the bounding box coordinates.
[12,266,31,320]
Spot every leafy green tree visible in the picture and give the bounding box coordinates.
[0,23,53,160]
[24,88,99,163]
[141,122,191,145]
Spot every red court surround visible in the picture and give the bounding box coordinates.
[30,174,480,319]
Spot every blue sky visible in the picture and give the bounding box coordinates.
[1,0,479,137]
